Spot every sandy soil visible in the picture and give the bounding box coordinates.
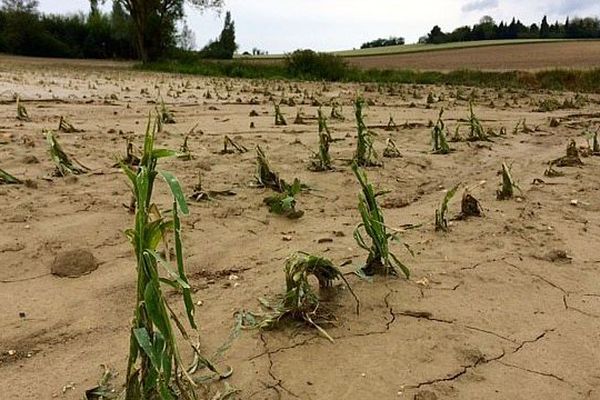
[1,56,600,400]
[346,41,600,71]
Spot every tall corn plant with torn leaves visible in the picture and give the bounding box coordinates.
[122,116,218,400]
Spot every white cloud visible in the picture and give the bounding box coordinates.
[462,0,499,13]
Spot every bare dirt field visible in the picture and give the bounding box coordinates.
[346,41,600,71]
[1,56,600,399]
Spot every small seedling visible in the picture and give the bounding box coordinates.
[244,252,358,342]
[264,178,304,219]
[309,109,333,171]
[496,163,520,200]
[16,96,30,121]
[353,97,380,167]
[431,108,451,154]
[466,102,488,141]
[352,163,410,277]
[220,136,248,154]
[435,184,460,232]
[383,138,402,158]
[274,103,287,126]
[552,140,583,167]
[45,131,89,176]
[0,168,22,184]
[58,116,82,133]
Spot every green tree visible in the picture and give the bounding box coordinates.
[114,0,223,62]
[200,10,237,59]
[540,15,550,38]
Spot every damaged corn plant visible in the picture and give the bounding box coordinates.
[274,102,287,126]
[435,184,460,232]
[352,163,410,277]
[466,101,488,142]
[157,97,176,125]
[431,108,451,154]
[16,96,30,121]
[353,97,380,167]
[255,145,285,192]
[122,116,224,399]
[0,168,22,184]
[45,131,90,176]
[220,136,247,155]
[58,116,83,133]
[309,109,333,171]
[264,178,304,219]
[496,162,520,200]
[243,252,359,342]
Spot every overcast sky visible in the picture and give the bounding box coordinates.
[37,0,600,53]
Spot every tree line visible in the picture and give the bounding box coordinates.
[360,36,405,49]
[0,0,237,62]
[423,15,600,44]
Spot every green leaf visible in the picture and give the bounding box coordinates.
[147,250,191,289]
[133,328,161,371]
[152,149,178,159]
[158,169,189,215]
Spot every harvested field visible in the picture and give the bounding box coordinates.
[346,41,600,71]
[1,56,600,399]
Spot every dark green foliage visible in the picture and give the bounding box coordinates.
[352,163,410,278]
[285,49,349,81]
[199,10,237,59]
[361,36,405,49]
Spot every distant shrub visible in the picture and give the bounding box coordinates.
[285,49,349,81]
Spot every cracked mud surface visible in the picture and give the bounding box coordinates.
[1,56,600,399]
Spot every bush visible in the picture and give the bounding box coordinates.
[285,49,349,81]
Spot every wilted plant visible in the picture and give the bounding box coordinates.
[352,163,410,277]
[122,116,222,399]
[220,136,248,154]
[45,131,89,176]
[435,184,460,232]
[330,101,344,120]
[466,101,488,141]
[178,135,192,161]
[460,189,483,218]
[353,97,380,167]
[385,115,397,131]
[431,108,451,154]
[592,132,600,155]
[309,109,333,171]
[114,140,141,168]
[293,108,306,125]
[274,102,287,126]
[189,172,236,202]
[496,163,520,200]
[244,252,359,342]
[0,168,22,184]
[383,138,402,158]
[264,178,304,219]
[552,140,584,167]
[58,116,83,133]
[157,97,176,124]
[255,145,285,192]
[16,96,30,121]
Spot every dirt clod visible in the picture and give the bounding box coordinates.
[50,249,99,278]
